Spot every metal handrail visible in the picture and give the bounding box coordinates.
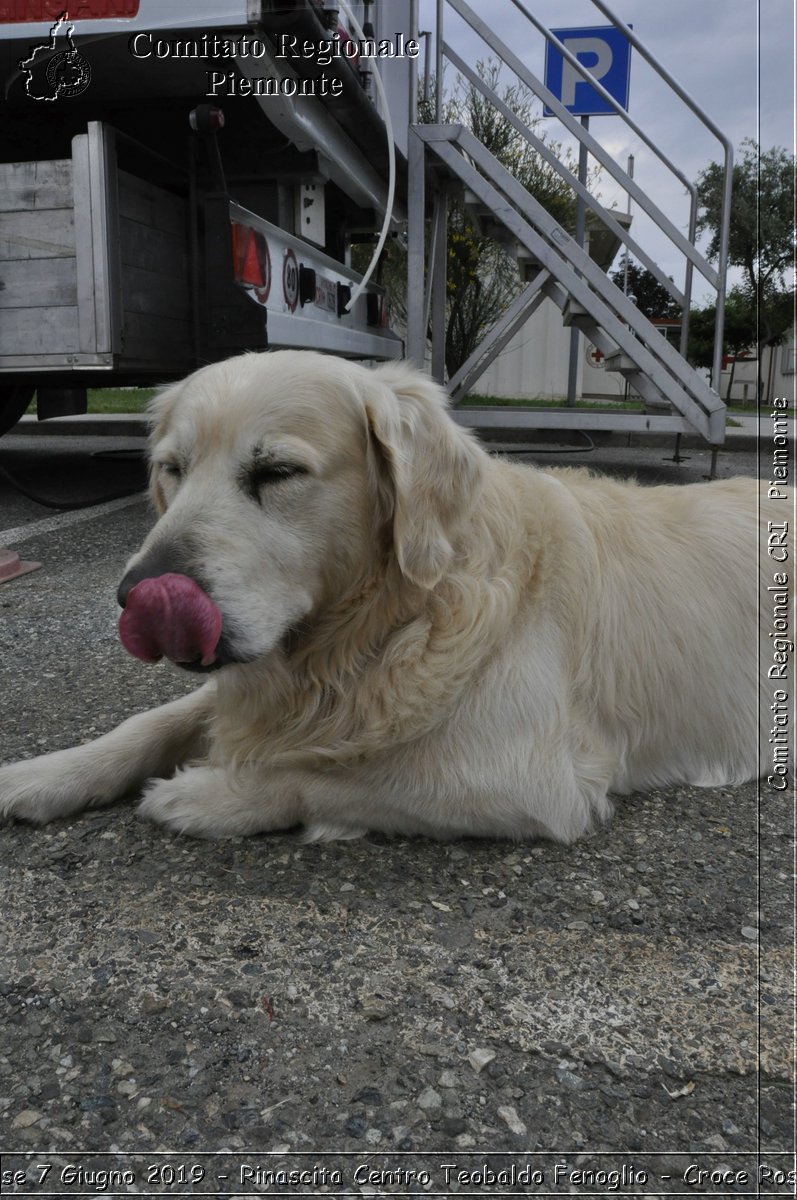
[435,0,444,121]
[418,124,725,440]
[509,0,698,200]
[440,0,731,387]
[408,0,420,125]
[437,124,725,416]
[444,0,717,289]
[444,43,684,307]
[588,0,733,387]
[507,0,701,338]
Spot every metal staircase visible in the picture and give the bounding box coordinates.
[405,0,733,449]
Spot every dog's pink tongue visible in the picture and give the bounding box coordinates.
[119,573,222,666]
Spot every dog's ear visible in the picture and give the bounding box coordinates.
[363,363,485,589]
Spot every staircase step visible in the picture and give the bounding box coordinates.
[562,299,590,323]
[562,299,607,333]
[462,189,494,218]
[414,122,727,445]
[481,224,540,262]
[560,300,618,358]
[603,355,671,408]
[603,351,638,375]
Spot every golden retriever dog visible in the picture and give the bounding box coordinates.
[0,351,778,841]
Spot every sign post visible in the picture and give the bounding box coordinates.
[543,26,632,406]
[543,25,632,118]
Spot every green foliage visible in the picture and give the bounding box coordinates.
[453,62,580,229]
[458,393,644,411]
[376,62,597,378]
[687,286,757,373]
[696,140,795,349]
[438,63,594,377]
[610,256,682,320]
[697,140,794,294]
[24,388,155,416]
[88,388,156,414]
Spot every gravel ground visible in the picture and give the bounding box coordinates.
[0,434,793,1194]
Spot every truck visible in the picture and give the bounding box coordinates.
[0,0,411,433]
[1,0,733,458]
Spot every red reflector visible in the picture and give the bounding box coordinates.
[231,223,271,300]
[231,222,268,286]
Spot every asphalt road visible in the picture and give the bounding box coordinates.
[0,430,793,1196]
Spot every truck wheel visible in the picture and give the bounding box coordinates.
[0,387,35,437]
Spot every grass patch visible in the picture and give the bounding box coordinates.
[728,405,794,415]
[459,393,753,428]
[88,388,156,414]
[459,393,646,413]
[25,387,156,416]
[23,387,775,424]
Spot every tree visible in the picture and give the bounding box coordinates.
[696,141,795,400]
[687,286,758,401]
[436,64,588,377]
[609,256,681,320]
[367,64,597,378]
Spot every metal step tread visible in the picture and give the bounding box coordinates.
[426,126,725,433]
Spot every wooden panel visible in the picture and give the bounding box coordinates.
[121,263,189,318]
[117,170,187,236]
[0,209,75,260]
[0,305,79,355]
[118,216,187,274]
[0,256,77,308]
[121,310,192,358]
[0,160,74,211]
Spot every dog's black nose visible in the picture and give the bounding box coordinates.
[117,547,183,608]
[118,564,158,609]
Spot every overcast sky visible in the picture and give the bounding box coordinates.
[418,0,795,304]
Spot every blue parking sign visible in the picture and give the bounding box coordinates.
[544,25,632,116]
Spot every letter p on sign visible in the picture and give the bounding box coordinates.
[543,25,632,116]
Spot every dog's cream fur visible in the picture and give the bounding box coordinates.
[0,351,779,841]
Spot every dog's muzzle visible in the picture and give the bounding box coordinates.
[117,570,223,669]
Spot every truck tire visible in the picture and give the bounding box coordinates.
[0,387,35,437]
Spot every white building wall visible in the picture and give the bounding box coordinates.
[475,295,627,402]
[720,338,796,405]
[478,309,795,407]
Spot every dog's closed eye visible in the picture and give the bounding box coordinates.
[159,461,184,480]
[246,461,308,500]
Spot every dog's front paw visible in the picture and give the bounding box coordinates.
[138,768,261,839]
[138,767,305,839]
[0,754,105,825]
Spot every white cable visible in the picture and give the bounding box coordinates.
[337,0,396,313]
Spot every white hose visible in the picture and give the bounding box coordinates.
[338,0,397,313]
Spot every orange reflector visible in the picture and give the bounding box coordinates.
[231,223,271,298]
